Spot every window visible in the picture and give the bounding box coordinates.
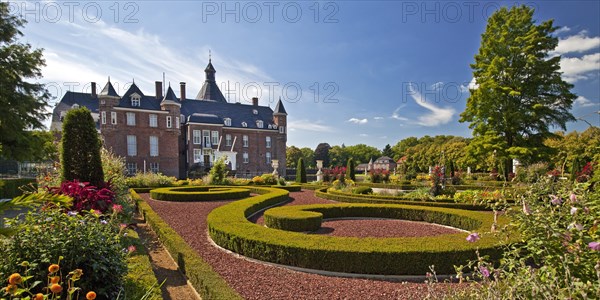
[211,131,219,145]
[225,134,232,146]
[241,122,247,128]
[279,126,285,134]
[126,163,137,175]
[242,135,248,147]
[101,111,106,124]
[252,109,258,115]
[149,162,159,173]
[131,97,140,107]
[193,149,202,163]
[72,104,80,109]
[266,152,271,164]
[166,116,172,128]
[266,136,271,148]
[256,120,263,128]
[176,117,180,129]
[243,152,249,163]
[193,130,201,144]
[111,112,117,124]
[127,135,137,156]
[224,118,231,126]
[126,112,135,126]
[202,130,211,147]
[149,136,159,157]
[149,114,158,127]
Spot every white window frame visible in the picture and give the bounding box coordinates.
[111,112,117,124]
[225,134,232,146]
[131,97,140,107]
[242,135,248,147]
[203,130,211,147]
[256,120,263,128]
[243,152,249,163]
[193,130,201,144]
[126,163,137,175]
[127,135,137,156]
[126,112,136,126]
[266,152,271,164]
[241,122,247,128]
[224,118,231,126]
[166,116,172,128]
[211,131,219,145]
[149,114,158,127]
[149,162,159,173]
[266,136,271,148]
[149,136,159,157]
[193,149,202,163]
[176,116,180,129]
[279,126,285,134]
[101,111,106,124]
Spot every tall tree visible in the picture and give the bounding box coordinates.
[382,144,394,158]
[286,146,303,168]
[61,107,104,186]
[329,145,349,167]
[300,147,315,168]
[314,143,331,167]
[460,5,576,178]
[296,158,307,183]
[0,3,51,160]
[346,158,356,181]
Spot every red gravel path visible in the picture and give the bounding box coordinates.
[314,219,462,238]
[142,190,460,300]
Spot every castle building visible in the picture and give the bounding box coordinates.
[51,60,288,178]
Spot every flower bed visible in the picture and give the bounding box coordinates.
[207,188,513,275]
[149,186,250,202]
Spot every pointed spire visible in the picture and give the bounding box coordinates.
[163,86,178,101]
[196,57,227,102]
[99,78,119,97]
[274,97,287,115]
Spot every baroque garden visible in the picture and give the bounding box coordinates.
[1,4,599,300]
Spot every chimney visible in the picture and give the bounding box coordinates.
[180,82,186,101]
[91,82,97,98]
[252,97,259,106]
[155,81,163,99]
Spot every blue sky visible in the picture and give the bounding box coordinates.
[13,0,600,149]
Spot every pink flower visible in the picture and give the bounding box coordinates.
[550,195,562,205]
[92,209,102,216]
[570,207,578,215]
[128,245,136,253]
[522,201,531,215]
[588,242,600,251]
[479,266,490,277]
[466,233,480,243]
[569,193,577,203]
[112,204,123,213]
[120,223,127,230]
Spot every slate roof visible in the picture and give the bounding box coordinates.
[187,113,222,124]
[195,80,227,102]
[99,80,119,97]
[274,98,287,115]
[375,156,395,163]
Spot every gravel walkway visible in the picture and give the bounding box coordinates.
[142,190,461,300]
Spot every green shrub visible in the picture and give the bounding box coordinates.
[270,185,302,192]
[150,186,250,201]
[352,186,372,195]
[122,228,162,300]
[346,158,356,181]
[260,174,277,185]
[296,158,307,183]
[125,172,177,188]
[0,210,127,299]
[61,107,104,186]
[209,157,229,185]
[264,208,322,232]
[277,177,286,186]
[133,190,242,300]
[208,189,511,275]
[0,178,36,199]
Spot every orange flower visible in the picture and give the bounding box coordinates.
[86,291,97,299]
[50,276,60,284]
[8,273,22,285]
[48,264,60,273]
[50,283,62,294]
[35,293,44,300]
[6,284,17,294]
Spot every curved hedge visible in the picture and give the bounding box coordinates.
[318,188,491,211]
[264,208,322,232]
[269,185,302,192]
[150,186,250,201]
[207,188,512,275]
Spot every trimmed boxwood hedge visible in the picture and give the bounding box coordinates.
[319,188,491,211]
[270,185,302,192]
[264,208,322,232]
[132,189,242,300]
[150,186,250,201]
[207,188,513,275]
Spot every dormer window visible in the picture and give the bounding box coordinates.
[273,124,278,129]
[256,120,263,128]
[130,93,141,107]
[252,109,258,115]
[268,124,272,129]
[72,104,80,109]
[224,118,231,126]
[241,122,247,128]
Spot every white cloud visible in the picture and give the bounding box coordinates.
[467,77,479,90]
[408,85,456,127]
[560,53,600,83]
[391,105,409,121]
[430,81,444,90]
[574,96,598,108]
[554,26,571,35]
[373,117,384,120]
[553,31,600,55]
[288,120,335,133]
[348,118,368,124]
[359,133,369,137]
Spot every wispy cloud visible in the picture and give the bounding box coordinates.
[574,96,598,108]
[288,120,335,133]
[560,53,600,83]
[348,118,368,124]
[554,26,571,35]
[391,105,408,121]
[373,116,384,120]
[408,85,456,127]
[359,133,369,137]
[553,31,600,55]
[430,81,444,90]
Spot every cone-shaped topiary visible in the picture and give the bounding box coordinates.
[346,158,356,181]
[61,107,104,186]
[296,158,307,183]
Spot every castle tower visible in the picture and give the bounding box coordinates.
[273,98,288,176]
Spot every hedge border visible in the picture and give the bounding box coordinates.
[318,188,491,211]
[122,228,163,300]
[149,186,250,202]
[269,185,302,192]
[207,188,512,275]
[132,189,242,300]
